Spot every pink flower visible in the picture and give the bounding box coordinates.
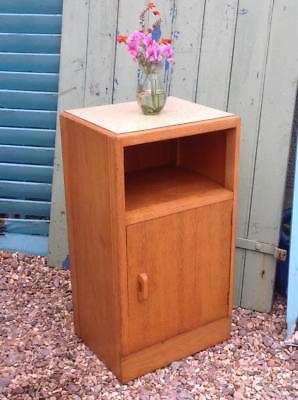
[161,44,174,63]
[143,34,153,47]
[146,41,163,63]
[120,29,174,65]
[128,30,146,43]
[127,42,138,60]
[127,31,146,61]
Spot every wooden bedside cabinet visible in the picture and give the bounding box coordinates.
[60,97,240,382]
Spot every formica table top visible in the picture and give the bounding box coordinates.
[66,96,233,135]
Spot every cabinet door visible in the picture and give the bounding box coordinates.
[124,200,233,355]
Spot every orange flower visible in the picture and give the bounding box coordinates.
[117,35,128,44]
[160,38,172,44]
[146,28,153,34]
[147,2,155,9]
[152,10,160,16]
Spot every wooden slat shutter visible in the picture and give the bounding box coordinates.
[0,0,63,255]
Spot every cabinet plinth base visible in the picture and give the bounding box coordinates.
[119,317,230,383]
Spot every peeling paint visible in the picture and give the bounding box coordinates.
[172,31,180,40]
[60,87,77,96]
[62,255,70,270]
[239,8,248,16]
[170,4,178,25]
[261,270,265,278]
[89,83,101,97]
[72,58,84,72]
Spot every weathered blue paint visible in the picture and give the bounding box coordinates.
[0,180,52,201]
[0,71,59,92]
[0,109,57,129]
[0,14,62,34]
[0,233,48,256]
[2,219,49,236]
[62,255,71,270]
[0,52,60,73]
[287,133,298,335]
[0,198,51,217]
[0,127,56,147]
[0,90,57,111]
[239,8,249,16]
[0,163,53,183]
[0,90,58,111]
[0,33,61,53]
[0,0,63,15]
[0,144,54,165]
[0,0,62,256]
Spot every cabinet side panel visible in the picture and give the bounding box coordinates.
[60,116,80,335]
[60,115,121,375]
[226,123,240,314]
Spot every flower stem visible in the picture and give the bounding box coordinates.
[149,72,158,112]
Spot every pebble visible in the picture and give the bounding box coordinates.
[66,300,73,312]
[268,359,276,367]
[0,377,11,393]
[263,336,274,347]
[171,361,182,371]
[0,251,296,400]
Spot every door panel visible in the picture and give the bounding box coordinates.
[124,200,233,355]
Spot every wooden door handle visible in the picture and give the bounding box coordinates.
[138,273,148,302]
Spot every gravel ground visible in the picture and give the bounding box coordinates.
[0,251,297,400]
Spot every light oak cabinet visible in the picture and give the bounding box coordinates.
[61,97,240,382]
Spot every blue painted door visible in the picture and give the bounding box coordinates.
[0,0,63,255]
[287,129,298,335]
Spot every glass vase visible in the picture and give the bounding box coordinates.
[137,64,167,115]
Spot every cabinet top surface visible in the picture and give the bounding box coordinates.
[66,97,234,134]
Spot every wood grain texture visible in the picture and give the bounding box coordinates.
[170,0,205,100]
[125,166,233,224]
[113,0,145,103]
[124,140,176,173]
[227,0,274,305]
[196,0,238,109]
[121,317,230,383]
[242,0,298,312]
[124,201,233,355]
[178,131,227,186]
[48,0,90,267]
[227,122,241,315]
[51,3,298,320]
[119,116,240,147]
[84,0,118,106]
[60,114,125,377]
[60,100,239,381]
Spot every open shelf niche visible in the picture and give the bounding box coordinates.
[124,129,235,224]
